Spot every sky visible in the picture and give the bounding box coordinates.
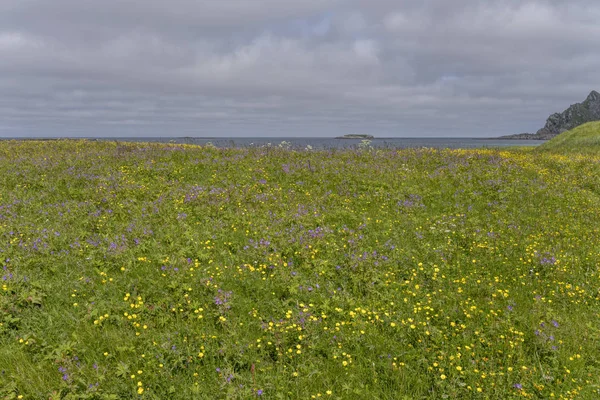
[1,0,599,138]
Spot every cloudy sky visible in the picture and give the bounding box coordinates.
[1,0,599,137]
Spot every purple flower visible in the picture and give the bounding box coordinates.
[551,320,559,328]
[257,389,263,396]
[507,305,513,311]
[540,256,556,265]
[214,290,232,308]
[513,383,522,390]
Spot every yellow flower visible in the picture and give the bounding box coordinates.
[440,374,447,380]
[137,387,144,394]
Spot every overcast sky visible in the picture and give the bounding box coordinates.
[1,0,599,137]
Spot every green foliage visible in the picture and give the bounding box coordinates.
[0,140,599,399]
[538,121,600,153]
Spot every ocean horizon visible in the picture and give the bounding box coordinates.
[0,136,546,149]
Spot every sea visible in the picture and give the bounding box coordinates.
[76,137,544,149]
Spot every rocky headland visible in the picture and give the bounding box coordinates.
[501,90,600,139]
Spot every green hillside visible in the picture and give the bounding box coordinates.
[538,121,600,152]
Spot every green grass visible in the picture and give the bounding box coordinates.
[1,140,600,399]
[538,121,600,153]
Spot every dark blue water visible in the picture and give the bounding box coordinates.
[90,137,544,149]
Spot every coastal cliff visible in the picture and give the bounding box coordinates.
[501,90,600,139]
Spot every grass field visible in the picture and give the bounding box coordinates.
[1,133,600,399]
[538,121,600,153]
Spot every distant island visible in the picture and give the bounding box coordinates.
[335,134,375,139]
[500,90,600,140]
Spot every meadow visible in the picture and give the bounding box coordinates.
[1,132,600,399]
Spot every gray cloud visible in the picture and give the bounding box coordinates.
[1,0,599,137]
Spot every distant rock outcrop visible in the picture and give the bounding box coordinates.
[501,90,600,139]
[335,134,374,139]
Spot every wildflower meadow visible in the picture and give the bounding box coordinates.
[1,134,599,399]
